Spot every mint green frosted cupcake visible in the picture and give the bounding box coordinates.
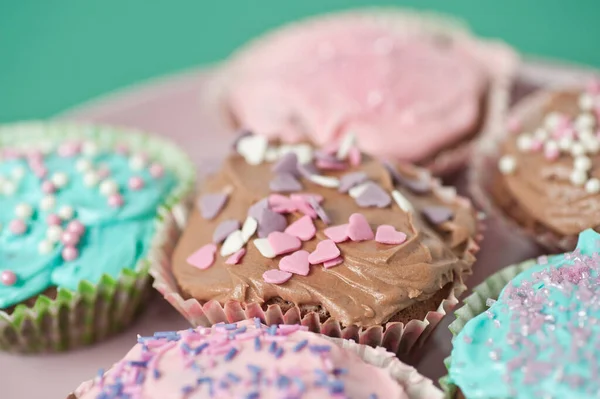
[0,122,195,353]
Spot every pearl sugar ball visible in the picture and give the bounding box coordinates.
[570,170,587,186]
[574,156,592,171]
[498,155,517,175]
[51,172,69,189]
[586,178,600,194]
[15,203,33,220]
[100,179,118,196]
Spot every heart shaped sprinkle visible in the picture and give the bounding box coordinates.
[248,198,269,220]
[187,243,217,270]
[236,135,268,165]
[347,213,374,242]
[279,250,310,276]
[290,193,323,204]
[307,197,330,225]
[212,219,241,244]
[257,208,287,238]
[269,194,297,213]
[383,161,431,195]
[272,152,299,176]
[285,215,316,241]
[308,174,340,189]
[324,224,350,243]
[292,199,317,219]
[355,182,392,208]
[316,159,347,171]
[336,132,356,160]
[338,172,368,193]
[262,269,292,284]
[241,217,258,242]
[422,206,454,225]
[297,162,319,179]
[349,182,370,199]
[270,173,303,193]
[375,225,407,245]
[199,192,229,220]
[220,230,245,257]
[323,256,343,269]
[392,190,414,213]
[348,147,361,166]
[308,240,341,265]
[225,248,246,265]
[268,231,302,256]
[253,238,276,258]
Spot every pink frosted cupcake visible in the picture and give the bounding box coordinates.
[69,320,442,398]
[220,8,517,175]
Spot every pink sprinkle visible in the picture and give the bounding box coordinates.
[316,159,347,171]
[308,240,340,265]
[269,194,297,213]
[323,256,343,269]
[187,244,217,270]
[1,270,17,286]
[268,232,302,256]
[292,199,317,219]
[57,142,81,157]
[290,193,324,204]
[375,225,407,245]
[67,220,85,235]
[33,166,48,179]
[323,224,350,243]
[262,269,292,284]
[128,176,145,191]
[9,219,27,235]
[544,146,560,161]
[507,117,521,134]
[108,194,124,208]
[347,213,374,242]
[62,246,79,262]
[61,231,80,246]
[284,215,316,241]
[149,163,164,178]
[41,180,56,194]
[225,248,246,265]
[530,139,543,152]
[47,214,62,226]
[348,147,362,166]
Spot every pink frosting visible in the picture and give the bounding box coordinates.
[74,320,408,398]
[227,15,491,162]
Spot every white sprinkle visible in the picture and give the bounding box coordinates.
[236,135,268,166]
[578,127,595,142]
[40,195,56,211]
[544,140,559,154]
[336,132,356,160]
[516,134,533,152]
[391,190,414,213]
[558,136,573,152]
[498,155,517,175]
[434,186,457,204]
[570,170,587,186]
[291,144,314,165]
[76,159,93,173]
[574,156,592,171]
[253,238,276,259]
[99,179,119,196]
[38,240,54,255]
[264,147,279,162]
[129,154,147,171]
[82,141,99,157]
[579,93,595,111]
[585,178,600,194]
[51,172,69,188]
[584,139,600,154]
[46,225,63,243]
[220,230,245,257]
[58,205,75,220]
[486,298,497,307]
[241,217,258,242]
[308,174,340,188]
[570,142,586,157]
[349,182,370,199]
[15,203,33,220]
[11,166,26,180]
[83,171,100,187]
[2,180,16,196]
[575,113,596,131]
[534,128,549,141]
[544,112,563,131]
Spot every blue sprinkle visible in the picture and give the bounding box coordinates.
[181,385,194,394]
[254,336,261,351]
[135,372,145,385]
[227,372,241,383]
[194,342,210,355]
[274,347,284,359]
[233,326,247,335]
[309,344,332,354]
[246,392,259,399]
[293,339,308,352]
[224,323,238,330]
[96,368,104,378]
[329,380,345,394]
[128,360,148,368]
[267,325,278,335]
[276,375,291,389]
[137,336,153,343]
[224,347,238,361]
[154,331,178,337]
[293,377,306,393]
[219,380,229,389]
[247,365,262,384]
[180,343,192,353]
[369,394,378,399]
[269,341,278,353]
[333,368,348,376]
[197,377,213,385]
[253,318,262,328]
[153,369,161,379]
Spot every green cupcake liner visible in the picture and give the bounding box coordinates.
[0,121,196,353]
[439,259,537,398]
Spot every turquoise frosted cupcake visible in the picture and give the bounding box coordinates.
[0,122,195,353]
[442,229,600,398]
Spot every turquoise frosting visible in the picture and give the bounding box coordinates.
[449,229,600,398]
[0,149,176,309]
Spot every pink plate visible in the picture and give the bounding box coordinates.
[1,59,598,398]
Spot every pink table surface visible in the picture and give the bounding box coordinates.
[1,59,598,399]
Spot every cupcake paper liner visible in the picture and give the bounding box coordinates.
[468,90,581,252]
[214,7,518,176]
[439,259,537,398]
[0,122,196,353]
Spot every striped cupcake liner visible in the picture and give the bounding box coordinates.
[0,122,196,353]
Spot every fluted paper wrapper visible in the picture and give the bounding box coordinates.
[0,122,195,353]
[468,90,581,252]
[212,7,518,176]
[439,259,537,398]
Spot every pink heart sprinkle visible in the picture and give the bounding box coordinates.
[225,248,246,265]
[375,225,407,245]
[324,224,350,243]
[279,250,310,276]
[292,199,317,219]
[186,244,217,270]
[323,256,343,269]
[285,215,316,241]
[268,231,302,256]
[347,213,374,242]
[263,269,292,284]
[348,147,362,166]
[290,193,323,204]
[308,240,340,265]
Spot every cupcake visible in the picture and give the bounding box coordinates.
[154,132,481,360]
[442,228,600,398]
[470,82,600,252]
[70,320,443,398]
[0,122,195,353]
[218,8,517,175]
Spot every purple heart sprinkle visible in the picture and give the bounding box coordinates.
[382,161,431,195]
[307,197,330,225]
[257,208,288,238]
[272,152,299,176]
[338,171,368,193]
[297,162,319,179]
[198,192,229,220]
[248,198,270,220]
[270,173,303,193]
[212,219,241,244]
[421,206,454,225]
[355,182,392,208]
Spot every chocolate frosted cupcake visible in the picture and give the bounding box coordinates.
[0,122,195,352]
[470,82,600,252]
[155,132,481,359]
[442,229,600,398]
[70,321,443,399]
[218,8,517,175]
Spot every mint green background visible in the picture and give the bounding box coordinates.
[1,1,599,123]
